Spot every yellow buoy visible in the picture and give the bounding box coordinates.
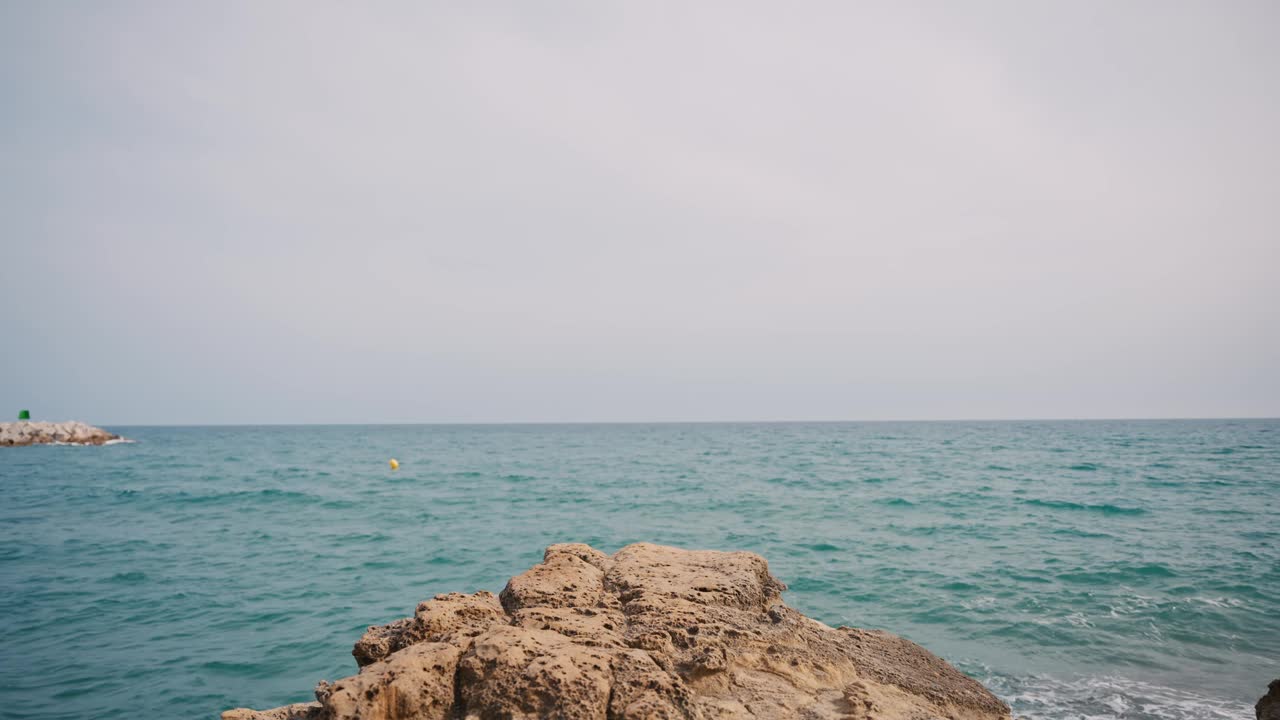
[389,458,399,470]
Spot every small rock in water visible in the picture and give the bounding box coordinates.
[1259,679,1280,720]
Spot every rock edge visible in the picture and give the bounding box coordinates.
[0,421,122,447]
[1259,678,1280,720]
[224,542,1011,720]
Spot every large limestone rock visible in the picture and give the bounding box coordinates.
[224,543,1010,720]
[0,421,122,446]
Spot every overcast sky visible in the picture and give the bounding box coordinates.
[2,1,1277,424]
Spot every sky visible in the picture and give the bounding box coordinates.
[1,1,1277,424]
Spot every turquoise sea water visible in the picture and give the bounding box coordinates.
[1,420,1276,719]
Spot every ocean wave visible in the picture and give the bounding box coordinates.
[44,438,136,446]
[165,488,326,506]
[1191,596,1245,609]
[103,571,148,584]
[1057,563,1177,585]
[979,672,1254,720]
[1021,498,1147,515]
[1049,527,1115,539]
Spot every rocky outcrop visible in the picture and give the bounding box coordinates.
[1259,679,1280,720]
[0,421,123,446]
[224,543,1010,720]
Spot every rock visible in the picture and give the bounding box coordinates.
[0,421,123,447]
[322,643,461,720]
[227,542,1011,720]
[353,591,506,667]
[1259,679,1280,720]
[221,703,320,720]
[458,625,617,719]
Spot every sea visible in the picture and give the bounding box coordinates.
[1,420,1275,719]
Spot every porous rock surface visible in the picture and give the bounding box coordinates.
[223,543,1010,720]
[0,421,121,446]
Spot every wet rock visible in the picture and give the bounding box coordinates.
[1259,679,1280,720]
[227,543,1011,719]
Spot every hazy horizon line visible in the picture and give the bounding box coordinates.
[73,415,1280,428]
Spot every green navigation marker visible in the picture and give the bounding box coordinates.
[18,410,30,420]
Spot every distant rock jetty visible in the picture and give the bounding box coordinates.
[225,542,1011,720]
[0,421,123,447]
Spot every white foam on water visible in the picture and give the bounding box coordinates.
[46,438,137,446]
[980,672,1254,720]
[1064,611,1093,628]
[1192,596,1245,608]
[961,596,1000,611]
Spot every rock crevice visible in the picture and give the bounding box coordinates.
[224,543,1011,720]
